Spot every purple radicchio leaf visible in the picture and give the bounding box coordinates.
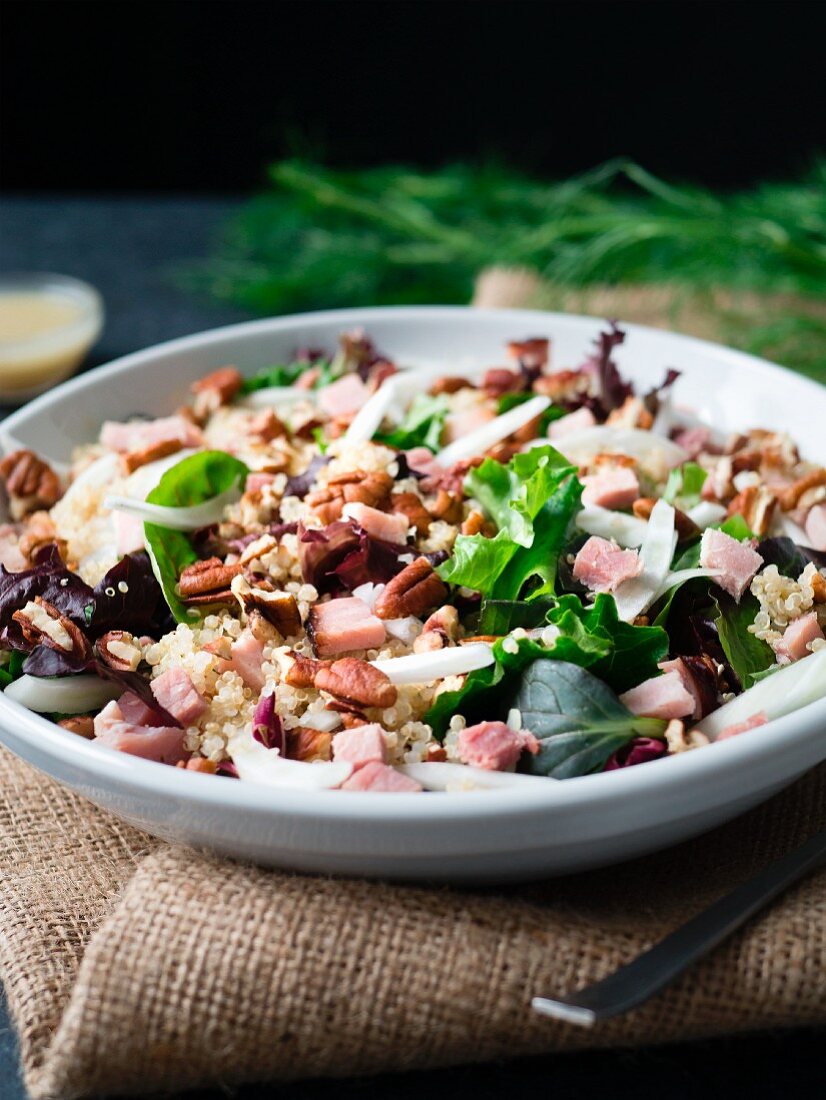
[581,321,632,415]
[756,536,826,576]
[0,544,95,640]
[604,737,668,770]
[284,455,330,499]
[252,692,285,754]
[643,367,681,416]
[333,532,409,592]
[90,552,170,637]
[216,760,240,778]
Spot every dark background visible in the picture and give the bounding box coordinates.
[2,0,824,194]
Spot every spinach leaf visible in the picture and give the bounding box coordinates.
[143,450,249,623]
[478,597,556,635]
[756,537,815,578]
[712,593,775,690]
[513,660,666,778]
[376,393,449,452]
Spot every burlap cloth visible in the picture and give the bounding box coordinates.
[1,277,825,1099]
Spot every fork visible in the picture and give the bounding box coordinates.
[532,829,826,1026]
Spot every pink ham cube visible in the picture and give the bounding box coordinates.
[772,612,824,663]
[93,700,186,765]
[805,504,826,551]
[246,472,276,493]
[405,447,444,478]
[340,761,423,791]
[700,528,763,602]
[442,406,495,444]
[217,629,266,691]
[573,536,643,593]
[672,426,712,459]
[716,711,768,741]
[101,415,203,453]
[113,509,145,555]
[117,691,171,727]
[150,667,207,725]
[317,373,370,418]
[457,721,539,771]
[343,502,409,545]
[332,723,388,768]
[548,407,596,440]
[619,671,695,720]
[307,596,386,658]
[581,466,640,511]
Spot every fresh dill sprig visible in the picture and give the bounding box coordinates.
[181,159,826,380]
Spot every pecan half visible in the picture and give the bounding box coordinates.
[230,575,302,637]
[726,485,777,537]
[0,449,63,519]
[122,437,183,474]
[428,490,463,525]
[12,597,90,658]
[633,497,699,540]
[413,604,459,653]
[315,657,397,709]
[374,557,447,619]
[428,375,473,396]
[190,366,243,416]
[333,469,394,509]
[18,511,68,565]
[57,716,95,738]
[284,652,331,689]
[96,630,142,671]
[777,469,826,512]
[178,558,242,600]
[391,491,432,535]
[287,726,333,762]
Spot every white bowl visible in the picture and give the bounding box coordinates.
[1,306,824,883]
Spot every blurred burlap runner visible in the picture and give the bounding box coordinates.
[2,278,825,1099]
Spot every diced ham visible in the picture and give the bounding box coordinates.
[548,407,597,440]
[804,504,826,551]
[673,426,711,459]
[93,700,186,764]
[117,691,171,727]
[150,667,207,725]
[405,447,444,478]
[340,760,422,791]
[716,711,768,741]
[700,528,763,602]
[581,466,640,511]
[619,672,696,720]
[772,612,824,663]
[307,596,386,658]
[215,629,266,691]
[246,472,276,493]
[342,502,409,544]
[572,536,643,593]
[113,509,145,555]
[442,406,495,444]
[317,373,370,418]
[0,523,26,572]
[101,415,204,453]
[332,723,388,768]
[457,721,540,772]
[657,658,712,720]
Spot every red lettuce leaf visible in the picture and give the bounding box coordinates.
[604,737,668,770]
[252,692,285,753]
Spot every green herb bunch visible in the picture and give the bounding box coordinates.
[184,158,826,380]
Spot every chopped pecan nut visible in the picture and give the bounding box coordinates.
[18,511,68,564]
[96,629,142,671]
[461,510,495,537]
[57,716,95,738]
[482,367,522,397]
[425,744,448,762]
[374,557,447,619]
[428,490,464,525]
[12,597,90,658]
[287,726,333,762]
[391,491,432,535]
[178,557,243,598]
[726,485,777,536]
[506,337,550,370]
[632,497,699,540]
[190,366,243,409]
[284,652,330,689]
[486,441,522,464]
[230,575,302,636]
[413,604,459,652]
[183,757,219,773]
[338,710,370,728]
[248,409,287,441]
[533,369,588,402]
[122,438,183,474]
[315,657,397,709]
[777,469,826,512]
[810,572,826,604]
[340,471,394,509]
[0,449,63,519]
[428,375,473,396]
[606,396,654,430]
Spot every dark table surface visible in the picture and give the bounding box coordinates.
[0,196,821,1100]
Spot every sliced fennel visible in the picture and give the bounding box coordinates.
[436,395,551,466]
[576,505,650,547]
[229,734,352,789]
[698,648,826,739]
[535,426,687,469]
[371,642,494,684]
[343,376,403,445]
[5,674,121,714]
[397,762,556,791]
[687,501,728,529]
[242,386,318,410]
[612,499,677,621]
[103,485,243,531]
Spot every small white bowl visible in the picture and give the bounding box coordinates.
[0,272,103,402]
[1,306,824,883]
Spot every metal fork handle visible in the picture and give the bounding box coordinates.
[532,829,826,1025]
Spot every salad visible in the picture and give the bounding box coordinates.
[1,323,824,793]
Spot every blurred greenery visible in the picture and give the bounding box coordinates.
[182,158,826,380]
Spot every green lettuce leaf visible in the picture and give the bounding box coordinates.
[143,450,249,623]
[376,393,449,452]
[465,445,574,546]
[514,660,667,778]
[663,461,708,508]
